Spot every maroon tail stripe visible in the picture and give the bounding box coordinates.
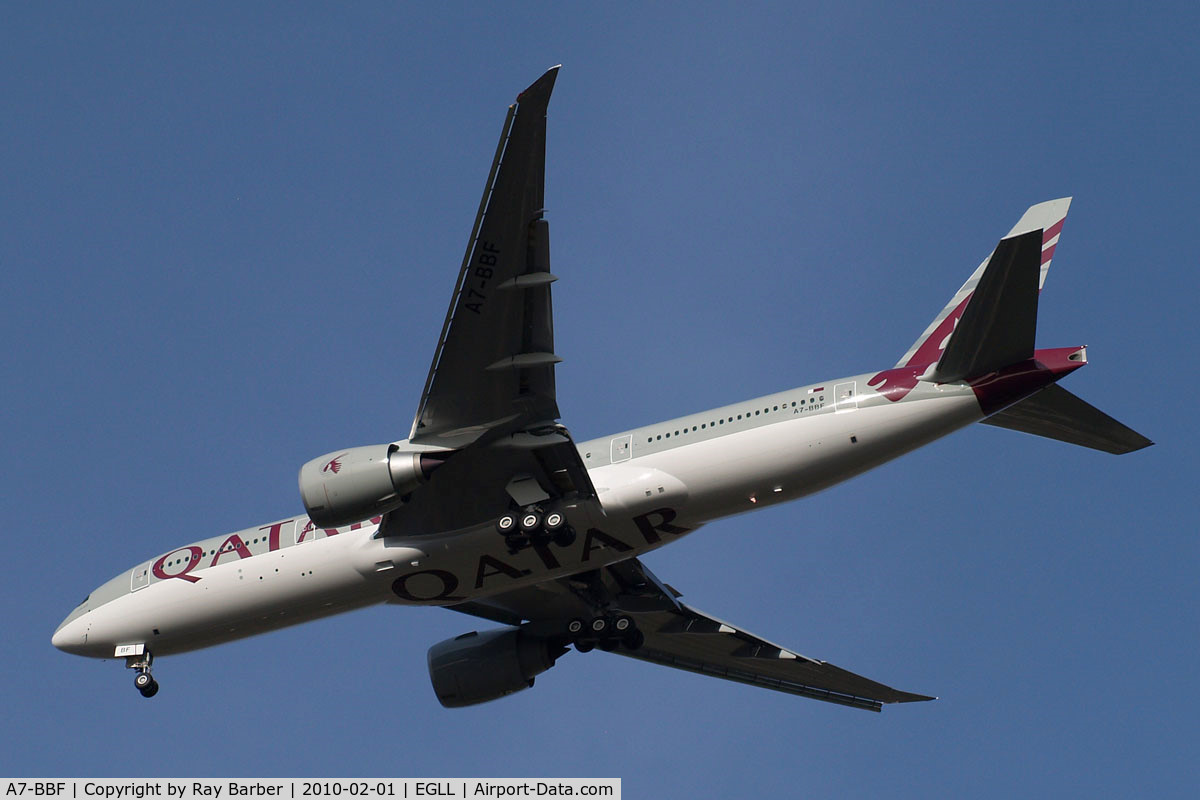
[1042,217,1065,243]
[1041,242,1057,265]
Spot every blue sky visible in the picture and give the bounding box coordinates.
[3,3,1196,796]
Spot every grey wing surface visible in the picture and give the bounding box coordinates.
[410,66,561,450]
[383,67,597,537]
[448,558,934,712]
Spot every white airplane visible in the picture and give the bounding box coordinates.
[53,67,1151,712]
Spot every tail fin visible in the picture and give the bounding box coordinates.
[894,198,1071,370]
[930,229,1042,382]
[883,197,1152,454]
[981,385,1153,454]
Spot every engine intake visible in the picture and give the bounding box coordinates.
[298,443,446,528]
[428,627,565,708]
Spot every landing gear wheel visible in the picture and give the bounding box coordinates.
[496,514,517,534]
[519,511,542,532]
[543,511,566,531]
[134,672,158,698]
[566,618,585,636]
[622,629,645,651]
[598,638,618,652]
[552,526,576,548]
[614,615,633,633]
[504,535,525,553]
[575,641,594,653]
[589,616,609,635]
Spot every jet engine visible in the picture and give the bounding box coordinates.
[428,627,566,708]
[298,443,446,528]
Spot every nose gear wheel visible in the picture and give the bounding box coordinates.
[134,671,158,697]
[126,650,159,698]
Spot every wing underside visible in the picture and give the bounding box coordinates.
[448,558,933,712]
[382,66,599,538]
[619,605,932,711]
[410,67,562,450]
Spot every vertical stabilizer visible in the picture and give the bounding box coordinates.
[893,198,1071,370]
[931,229,1042,382]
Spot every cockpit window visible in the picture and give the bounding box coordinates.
[79,595,89,606]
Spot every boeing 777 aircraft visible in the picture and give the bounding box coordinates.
[53,67,1151,712]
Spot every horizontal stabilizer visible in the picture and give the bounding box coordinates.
[932,229,1042,382]
[981,384,1153,454]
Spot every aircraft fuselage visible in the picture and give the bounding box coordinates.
[53,356,1073,661]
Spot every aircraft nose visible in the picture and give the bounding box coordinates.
[52,613,88,655]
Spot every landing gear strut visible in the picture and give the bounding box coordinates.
[126,650,158,698]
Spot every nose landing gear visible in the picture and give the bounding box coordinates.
[125,649,158,698]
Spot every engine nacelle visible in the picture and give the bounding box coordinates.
[428,627,565,708]
[298,443,446,528]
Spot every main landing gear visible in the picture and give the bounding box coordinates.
[126,650,158,698]
[566,613,644,653]
[496,505,576,554]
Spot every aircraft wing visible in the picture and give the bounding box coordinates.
[382,67,598,537]
[410,66,562,450]
[447,558,934,712]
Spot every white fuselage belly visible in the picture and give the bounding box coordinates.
[65,380,983,658]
